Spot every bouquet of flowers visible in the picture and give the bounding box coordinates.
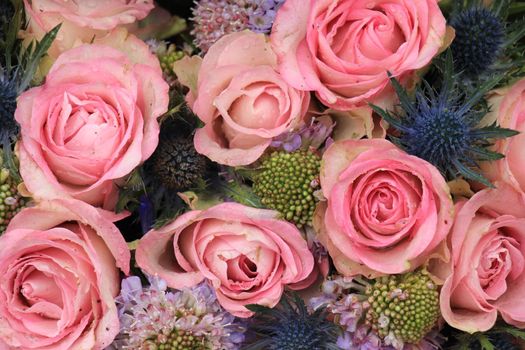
[1,0,525,349]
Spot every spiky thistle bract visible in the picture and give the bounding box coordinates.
[0,0,60,146]
[243,293,341,350]
[371,52,519,187]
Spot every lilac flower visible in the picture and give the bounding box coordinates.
[110,276,246,349]
[271,116,335,152]
[247,0,285,33]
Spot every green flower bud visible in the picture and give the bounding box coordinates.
[0,169,29,234]
[364,270,440,344]
[253,150,321,227]
[157,45,185,79]
[143,328,208,350]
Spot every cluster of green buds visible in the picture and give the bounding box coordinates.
[364,269,440,345]
[142,329,207,350]
[0,168,28,233]
[156,43,185,79]
[253,150,321,227]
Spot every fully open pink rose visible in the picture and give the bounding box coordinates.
[16,32,169,209]
[0,199,130,349]
[271,0,447,110]
[482,78,525,194]
[177,31,310,166]
[136,203,314,317]
[315,139,453,277]
[21,0,154,60]
[440,184,525,332]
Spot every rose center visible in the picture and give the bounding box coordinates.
[229,84,282,130]
[324,5,405,62]
[477,231,523,299]
[57,92,121,157]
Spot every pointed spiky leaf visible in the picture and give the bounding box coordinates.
[453,158,493,188]
[18,24,61,92]
[369,103,407,131]
[470,125,520,139]
[245,304,273,314]
[469,147,505,161]
[387,72,417,116]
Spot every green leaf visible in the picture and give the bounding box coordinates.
[468,147,505,161]
[493,325,525,340]
[368,103,406,131]
[386,72,417,116]
[471,125,520,139]
[457,74,504,116]
[219,181,264,208]
[492,0,513,18]
[115,188,140,213]
[453,158,494,188]
[478,334,495,350]
[509,2,525,15]
[502,18,525,49]
[2,0,23,69]
[245,304,272,313]
[18,23,61,92]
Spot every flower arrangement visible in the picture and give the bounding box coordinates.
[1,0,525,349]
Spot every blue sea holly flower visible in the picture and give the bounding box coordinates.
[448,0,525,82]
[244,293,340,350]
[371,52,519,187]
[0,68,19,143]
[450,6,505,78]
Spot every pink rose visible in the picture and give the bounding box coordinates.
[16,31,169,209]
[315,139,453,277]
[440,184,525,332]
[271,0,447,110]
[482,78,525,194]
[21,0,154,60]
[176,31,310,166]
[0,199,130,349]
[136,203,315,317]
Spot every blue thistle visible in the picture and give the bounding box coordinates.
[138,195,154,234]
[244,293,340,350]
[0,69,18,143]
[450,6,505,78]
[371,52,519,187]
